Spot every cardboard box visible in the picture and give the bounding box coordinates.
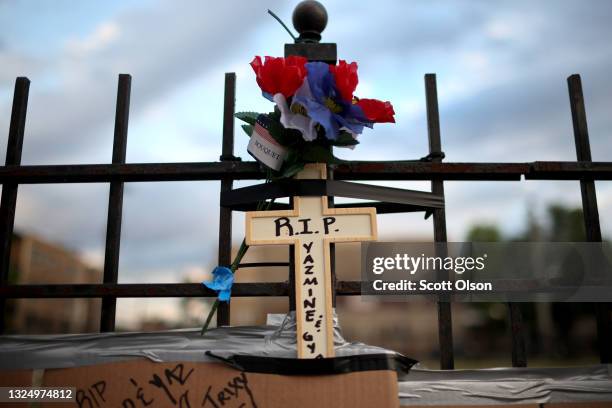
[38,358,399,407]
[2,363,610,408]
[0,370,32,387]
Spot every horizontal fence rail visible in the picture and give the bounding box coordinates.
[0,283,292,298]
[0,282,362,298]
[4,278,610,298]
[0,161,611,183]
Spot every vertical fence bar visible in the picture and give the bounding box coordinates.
[0,77,30,334]
[508,303,527,366]
[568,74,611,363]
[217,73,237,326]
[425,74,454,369]
[100,74,131,332]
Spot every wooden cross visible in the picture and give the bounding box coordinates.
[245,163,377,358]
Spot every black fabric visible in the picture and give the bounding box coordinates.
[221,179,444,209]
[205,351,417,376]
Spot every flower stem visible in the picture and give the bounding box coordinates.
[200,300,218,335]
[200,195,275,335]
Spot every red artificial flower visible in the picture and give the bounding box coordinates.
[329,60,358,102]
[250,56,308,98]
[356,98,396,123]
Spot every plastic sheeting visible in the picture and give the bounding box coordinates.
[0,312,392,370]
[399,364,612,405]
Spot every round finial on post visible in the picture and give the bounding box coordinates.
[292,1,328,43]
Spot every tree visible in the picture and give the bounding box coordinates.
[466,224,502,242]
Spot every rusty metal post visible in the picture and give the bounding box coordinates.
[100,74,131,332]
[0,77,29,334]
[425,74,455,369]
[217,73,237,326]
[567,74,611,363]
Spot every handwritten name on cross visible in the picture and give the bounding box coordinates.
[245,163,377,358]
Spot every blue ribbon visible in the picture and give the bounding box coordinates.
[203,266,234,302]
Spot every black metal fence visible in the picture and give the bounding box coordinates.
[0,72,610,370]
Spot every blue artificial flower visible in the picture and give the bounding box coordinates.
[292,62,372,140]
[203,266,234,302]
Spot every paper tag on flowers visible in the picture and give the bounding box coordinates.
[247,115,288,171]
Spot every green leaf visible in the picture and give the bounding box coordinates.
[269,108,281,121]
[283,148,300,165]
[234,111,260,125]
[265,118,290,145]
[268,148,304,180]
[279,162,305,179]
[301,145,344,165]
[241,124,254,137]
[266,117,304,148]
[332,131,360,147]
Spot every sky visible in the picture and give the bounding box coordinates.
[1,0,612,327]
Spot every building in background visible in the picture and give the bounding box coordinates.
[5,232,101,334]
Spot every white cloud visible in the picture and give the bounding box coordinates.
[395,98,424,121]
[459,51,489,71]
[485,20,515,41]
[66,21,121,56]
[0,51,43,84]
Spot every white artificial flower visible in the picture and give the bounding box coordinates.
[273,91,318,142]
[339,127,359,150]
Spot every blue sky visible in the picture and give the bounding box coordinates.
[1,0,612,327]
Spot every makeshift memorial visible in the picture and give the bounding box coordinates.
[202,55,395,359]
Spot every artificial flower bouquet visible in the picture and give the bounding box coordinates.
[237,56,395,177]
